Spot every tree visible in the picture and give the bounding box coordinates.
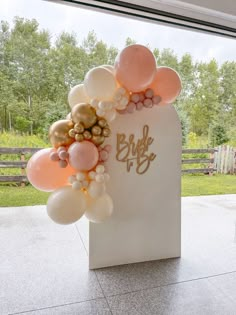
[209,124,229,147]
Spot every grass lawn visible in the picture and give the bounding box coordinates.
[182,174,236,197]
[0,175,235,207]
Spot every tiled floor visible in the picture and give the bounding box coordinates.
[0,195,236,315]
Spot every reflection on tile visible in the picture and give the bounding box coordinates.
[96,195,236,296]
[0,206,103,315]
[107,277,234,315]
[19,298,111,315]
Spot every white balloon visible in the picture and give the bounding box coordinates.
[88,181,105,198]
[101,65,115,75]
[104,108,117,122]
[85,193,113,223]
[47,186,86,225]
[66,112,72,120]
[84,67,117,101]
[68,84,89,109]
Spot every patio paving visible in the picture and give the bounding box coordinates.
[0,194,236,315]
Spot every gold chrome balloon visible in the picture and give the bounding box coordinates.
[83,130,92,140]
[69,129,76,138]
[75,134,84,142]
[71,103,97,128]
[74,122,85,134]
[91,125,102,136]
[98,118,107,128]
[49,120,74,148]
[103,128,111,137]
[92,135,105,146]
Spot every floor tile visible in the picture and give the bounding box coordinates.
[16,298,111,315]
[208,272,236,303]
[0,206,103,315]
[107,277,234,315]
[96,195,236,296]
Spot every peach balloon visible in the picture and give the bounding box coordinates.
[68,141,99,171]
[26,148,76,192]
[149,67,182,104]
[115,44,156,92]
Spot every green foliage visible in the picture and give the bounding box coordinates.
[177,110,189,146]
[209,124,229,147]
[0,16,235,145]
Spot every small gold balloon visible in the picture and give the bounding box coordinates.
[98,119,107,128]
[91,125,102,136]
[49,119,74,148]
[92,135,105,146]
[103,128,111,137]
[75,134,84,142]
[69,128,76,138]
[83,130,92,140]
[74,122,84,134]
[71,103,97,128]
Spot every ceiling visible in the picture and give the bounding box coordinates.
[50,0,236,38]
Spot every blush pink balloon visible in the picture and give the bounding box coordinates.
[68,141,99,171]
[26,148,76,192]
[149,67,182,104]
[115,44,156,92]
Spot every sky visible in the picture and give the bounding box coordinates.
[0,0,235,64]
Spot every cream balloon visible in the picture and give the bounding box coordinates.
[47,186,86,225]
[85,193,113,223]
[68,84,90,109]
[88,181,105,198]
[84,67,117,101]
[101,65,115,75]
[104,108,117,122]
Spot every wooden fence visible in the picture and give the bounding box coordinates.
[0,146,235,184]
[214,145,236,175]
[0,147,41,185]
[182,148,216,175]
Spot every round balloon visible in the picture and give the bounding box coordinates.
[88,181,105,198]
[49,119,74,148]
[85,193,113,223]
[47,186,86,225]
[68,84,90,109]
[26,148,76,192]
[71,103,97,128]
[84,67,117,100]
[115,44,156,92]
[68,141,99,171]
[149,67,182,104]
[100,65,115,75]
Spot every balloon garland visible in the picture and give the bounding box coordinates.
[26,44,181,225]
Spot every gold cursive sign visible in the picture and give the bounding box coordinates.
[116,125,156,175]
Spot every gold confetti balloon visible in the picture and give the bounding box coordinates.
[71,103,97,128]
[49,119,74,148]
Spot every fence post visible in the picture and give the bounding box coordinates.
[20,153,26,187]
[209,151,214,176]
